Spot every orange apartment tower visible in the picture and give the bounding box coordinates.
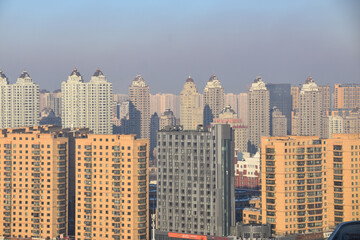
[75,134,149,240]
[334,84,360,109]
[325,133,360,227]
[260,134,360,236]
[0,128,68,239]
[261,135,328,236]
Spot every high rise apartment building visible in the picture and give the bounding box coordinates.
[248,77,270,152]
[203,74,225,126]
[159,109,177,130]
[40,90,62,117]
[224,93,248,126]
[128,75,150,139]
[179,76,203,130]
[335,84,360,109]
[61,68,113,134]
[0,70,39,129]
[321,115,343,139]
[261,135,327,236]
[271,107,287,137]
[260,133,360,236]
[150,93,180,118]
[0,127,68,239]
[213,105,248,152]
[292,77,322,137]
[343,107,360,134]
[291,86,300,112]
[75,134,149,240]
[267,84,292,134]
[325,134,360,226]
[156,125,235,237]
[318,85,331,116]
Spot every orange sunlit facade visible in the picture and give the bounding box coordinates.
[325,133,360,227]
[335,84,360,109]
[0,128,68,239]
[261,135,328,236]
[260,134,360,236]
[75,134,148,240]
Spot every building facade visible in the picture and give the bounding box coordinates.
[179,76,203,130]
[159,109,177,130]
[325,133,360,226]
[271,107,287,137]
[0,127,68,239]
[61,68,113,134]
[334,83,360,109]
[235,152,260,189]
[203,74,225,126]
[40,90,62,117]
[156,125,235,237]
[248,77,270,152]
[261,135,327,236]
[292,77,322,137]
[260,133,360,236]
[213,105,248,152]
[0,70,39,129]
[128,75,150,139]
[267,83,292,134]
[343,107,360,134]
[75,134,149,240]
[150,93,180,119]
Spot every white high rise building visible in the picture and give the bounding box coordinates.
[0,70,39,128]
[128,75,150,139]
[248,76,270,151]
[180,76,203,130]
[293,77,322,137]
[203,74,225,126]
[61,68,113,134]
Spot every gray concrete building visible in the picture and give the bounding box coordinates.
[156,124,235,237]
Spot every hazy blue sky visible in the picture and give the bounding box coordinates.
[0,0,359,93]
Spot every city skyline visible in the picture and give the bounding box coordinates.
[0,0,359,93]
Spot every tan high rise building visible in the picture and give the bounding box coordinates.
[321,115,343,138]
[238,93,248,126]
[225,93,249,125]
[0,70,40,129]
[248,77,270,151]
[318,85,331,116]
[0,127,68,239]
[271,107,287,137]
[325,133,360,226]
[291,86,300,112]
[292,84,330,117]
[150,93,180,118]
[293,77,322,137]
[203,74,225,126]
[335,84,360,109]
[61,68,113,134]
[260,133,360,236]
[180,76,203,130]
[129,75,150,139]
[159,109,177,130]
[225,93,239,115]
[75,134,149,240]
[213,105,248,152]
[261,135,327,236]
[343,107,360,134]
[40,90,62,117]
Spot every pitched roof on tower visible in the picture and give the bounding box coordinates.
[70,68,81,77]
[93,68,104,77]
[19,70,30,78]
